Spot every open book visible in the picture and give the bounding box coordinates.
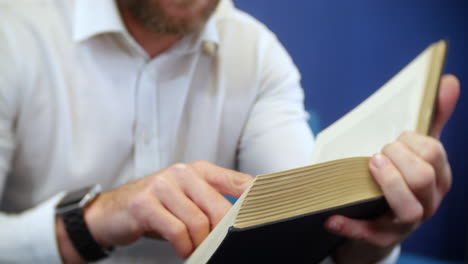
[186,40,447,264]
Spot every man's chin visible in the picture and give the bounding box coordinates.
[118,0,219,36]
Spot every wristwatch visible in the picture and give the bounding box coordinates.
[56,184,112,262]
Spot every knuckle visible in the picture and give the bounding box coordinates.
[379,171,400,190]
[168,162,198,180]
[382,141,402,156]
[190,160,214,174]
[191,160,209,168]
[165,222,187,242]
[411,164,435,191]
[189,213,209,233]
[152,176,173,194]
[400,205,423,224]
[190,160,215,175]
[382,143,394,155]
[420,139,444,164]
[168,162,189,174]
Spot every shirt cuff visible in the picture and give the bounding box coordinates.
[320,245,401,264]
[0,192,65,263]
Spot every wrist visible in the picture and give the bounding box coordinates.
[55,185,112,262]
[83,193,112,249]
[55,216,86,264]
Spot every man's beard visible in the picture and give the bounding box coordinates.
[117,0,220,36]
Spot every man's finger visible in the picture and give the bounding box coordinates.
[381,141,438,218]
[369,153,424,224]
[146,202,194,258]
[325,214,413,248]
[190,160,254,197]
[165,163,233,227]
[153,176,210,247]
[431,74,460,138]
[397,131,452,196]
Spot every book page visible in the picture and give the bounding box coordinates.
[233,157,382,228]
[311,44,433,164]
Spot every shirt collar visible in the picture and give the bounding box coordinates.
[73,0,126,42]
[72,0,228,55]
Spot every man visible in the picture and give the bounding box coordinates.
[0,0,460,263]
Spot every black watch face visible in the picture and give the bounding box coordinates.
[59,186,92,208]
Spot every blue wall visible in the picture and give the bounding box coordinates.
[235,0,468,261]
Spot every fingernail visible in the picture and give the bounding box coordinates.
[372,154,388,169]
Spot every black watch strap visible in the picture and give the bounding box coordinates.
[61,208,110,262]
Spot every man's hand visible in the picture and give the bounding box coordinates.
[56,161,253,263]
[325,74,460,263]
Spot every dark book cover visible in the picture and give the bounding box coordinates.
[207,197,388,264]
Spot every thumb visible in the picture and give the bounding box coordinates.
[430,74,460,138]
[191,161,254,197]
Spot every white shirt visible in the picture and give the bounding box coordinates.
[0,0,398,263]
